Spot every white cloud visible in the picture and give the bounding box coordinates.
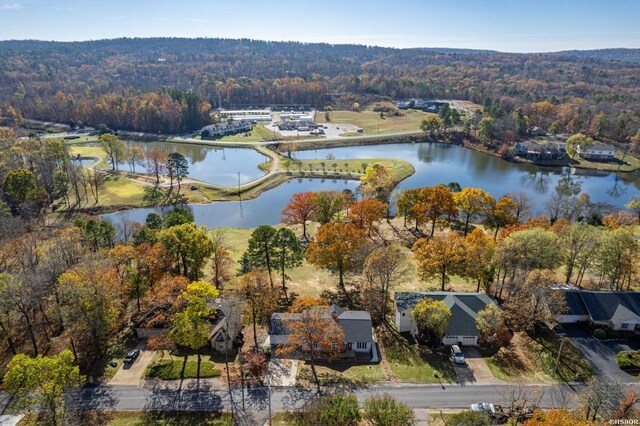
[190,18,209,23]
[0,3,24,10]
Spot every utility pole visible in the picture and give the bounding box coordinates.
[268,384,272,425]
[554,335,565,373]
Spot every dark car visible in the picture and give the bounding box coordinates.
[123,349,141,365]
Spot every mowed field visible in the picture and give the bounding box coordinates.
[315,109,432,135]
[205,219,479,298]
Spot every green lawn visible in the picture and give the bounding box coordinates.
[108,411,233,426]
[316,109,431,135]
[68,145,107,166]
[382,332,455,383]
[280,158,414,182]
[574,149,640,172]
[202,124,281,142]
[296,361,387,387]
[146,358,222,380]
[271,412,300,426]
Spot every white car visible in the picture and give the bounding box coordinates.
[470,402,496,413]
[450,344,465,364]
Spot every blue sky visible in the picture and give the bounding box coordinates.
[0,0,638,52]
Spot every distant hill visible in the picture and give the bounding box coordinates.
[552,48,640,63]
[0,38,638,136]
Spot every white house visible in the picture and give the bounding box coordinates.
[394,292,500,346]
[577,143,615,160]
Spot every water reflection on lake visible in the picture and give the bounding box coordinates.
[117,141,267,187]
[104,142,639,228]
[103,178,359,229]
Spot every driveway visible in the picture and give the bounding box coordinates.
[265,358,298,387]
[564,328,637,382]
[109,343,155,386]
[452,347,501,385]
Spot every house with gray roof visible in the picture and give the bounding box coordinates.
[577,143,615,160]
[394,292,500,346]
[558,290,640,332]
[267,305,378,362]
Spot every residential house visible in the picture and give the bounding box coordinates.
[267,305,378,362]
[527,126,547,136]
[514,141,566,160]
[134,298,243,354]
[577,143,616,160]
[558,290,640,332]
[394,292,500,346]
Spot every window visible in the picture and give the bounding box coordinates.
[621,323,629,330]
[331,341,339,350]
[402,312,406,317]
[356,342,367,349]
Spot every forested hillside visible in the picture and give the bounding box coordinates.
[0,38,639,139]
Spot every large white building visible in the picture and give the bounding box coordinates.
[218,109,272,122]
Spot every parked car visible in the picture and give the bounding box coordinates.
[470,402,498,413]
[450,344,465,364]
[123,349,141,365]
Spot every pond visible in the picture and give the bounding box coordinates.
[103,178,359,229]
[295,142,640,211]
[104,141,640,228]
[117,141,267,187]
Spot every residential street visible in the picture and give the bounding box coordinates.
[56,381,595,425]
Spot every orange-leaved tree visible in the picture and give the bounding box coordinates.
[235,270,280,351]
[413,232,466,291]
[420,184,458,237]
[281,191,317,241]
[277,306,345,390]
[464,228,495,292]
[348,198,386,237]
[306,223,367,305]
[454,187,494,236]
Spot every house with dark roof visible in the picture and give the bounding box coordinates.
[395,292,500,346]
[267,305,378,362]
[559,290,640,332]
[201,120,252,138]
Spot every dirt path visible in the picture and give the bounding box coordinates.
[377,339,399,382]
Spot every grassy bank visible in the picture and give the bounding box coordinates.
[280,157,414,182]
[316,109,431,135]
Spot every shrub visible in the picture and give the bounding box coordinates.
[593,328,606,339]
[445,411,491,426]
[300,393,360,426]
[617,350,640,371]
[363,394,416,426]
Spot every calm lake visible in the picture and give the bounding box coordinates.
[104,141,640,229]
[112,141,267,187]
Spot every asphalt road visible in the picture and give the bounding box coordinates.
[66,382,589,413]
[564,328,638,382]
